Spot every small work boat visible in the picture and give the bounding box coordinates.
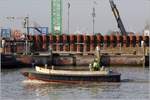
[22,66,121,83]
[22,47,121,83]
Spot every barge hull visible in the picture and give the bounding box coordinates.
[22,71,121,83]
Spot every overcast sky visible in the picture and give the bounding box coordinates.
[0,0,150,34]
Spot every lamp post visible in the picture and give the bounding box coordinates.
[24,16,29,55]
[6,16,15,38]
[67,2,70,34]
[92,7,96,35]
[91,1,97,34]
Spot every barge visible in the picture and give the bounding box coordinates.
[22,66,121,83]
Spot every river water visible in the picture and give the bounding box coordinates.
[1,67,149,100]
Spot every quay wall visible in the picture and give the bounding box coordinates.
[52,54,149,66]
[1,33,149,68]
[1,53,149,68]
[2,33,149,53]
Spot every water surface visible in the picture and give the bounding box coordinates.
[1,67,149,100]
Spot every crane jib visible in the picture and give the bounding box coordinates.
[109,0,127,35]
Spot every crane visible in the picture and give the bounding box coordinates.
[50,0,127,35]
[109,0,127,35]
[51,0,62,35]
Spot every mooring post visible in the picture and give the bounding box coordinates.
[25,39,28,55]
[141,40,145,68]
[52,65,54,70]
[45,64,47,69]
[1,39,5,53]
[95,46,101,64]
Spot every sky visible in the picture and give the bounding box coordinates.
[0,0,150,34]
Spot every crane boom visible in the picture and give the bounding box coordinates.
[109,0,127,35]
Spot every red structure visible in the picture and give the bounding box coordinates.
[3,33,149,53]
[42,34,46,50]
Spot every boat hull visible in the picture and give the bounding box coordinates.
[22,70,121,83]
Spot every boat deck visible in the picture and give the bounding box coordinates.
[35,66,120,76]
[22,66,121,82]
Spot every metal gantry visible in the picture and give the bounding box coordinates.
[51,0,62,35]
[6,16,29,54]
[109,0,127,35]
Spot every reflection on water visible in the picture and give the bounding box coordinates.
[1,67,149,100]
[22,80,121,99]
